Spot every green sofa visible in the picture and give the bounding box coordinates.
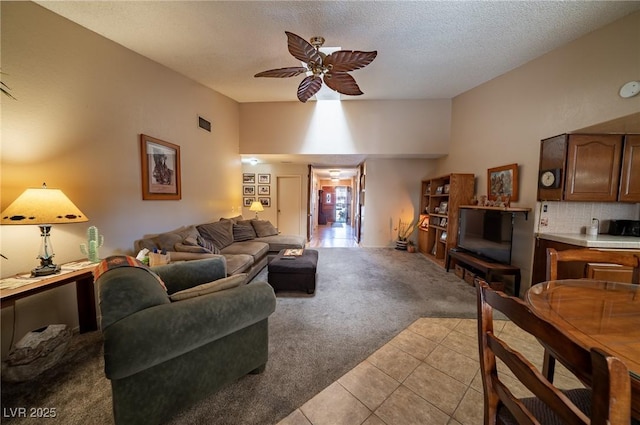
[97,256,276,425]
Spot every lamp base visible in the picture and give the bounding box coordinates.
[31,257,61,277]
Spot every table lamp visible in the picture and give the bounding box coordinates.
[1,183,88,276]
[249,201,264,219]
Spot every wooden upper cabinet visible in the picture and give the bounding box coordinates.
[619,134,640,202]
[564,134,623,202]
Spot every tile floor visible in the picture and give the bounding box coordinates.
[277,317,584,425]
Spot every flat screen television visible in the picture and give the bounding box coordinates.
[457,208,514,264]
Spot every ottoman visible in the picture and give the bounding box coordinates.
[268,249,318,294]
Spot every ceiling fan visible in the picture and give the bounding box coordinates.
[254,31,377,103]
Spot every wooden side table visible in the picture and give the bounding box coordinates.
[0,262,98,333]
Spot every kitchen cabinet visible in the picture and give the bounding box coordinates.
[564,134,622,201]
[538,133,639,202]
[418,173,474,267]
[619,134,640,202]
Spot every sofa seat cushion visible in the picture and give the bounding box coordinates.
[255,234,306,252]
[221,241,269,262]
[223,254,254,275]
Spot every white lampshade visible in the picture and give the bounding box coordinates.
[1,184,88,276]
[1,184,88,225]
[249,201,264,212]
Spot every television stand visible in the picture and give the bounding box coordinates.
[446,249,521,297]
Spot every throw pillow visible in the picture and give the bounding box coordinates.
[197,220,234,250]
[251,219,279,237]
[169,274,247,301]
[196,235,220,254]
[233,224,256,242]
[221,214,244,224]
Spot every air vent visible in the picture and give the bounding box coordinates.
[198,116,211,132]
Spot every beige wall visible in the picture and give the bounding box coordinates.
[240,162,309,232]
[437,11,640,291]
[1,2,241,355]
[240,99,451,156]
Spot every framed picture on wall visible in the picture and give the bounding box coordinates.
[140,134,181,200]
[488,163,519,201]
[243,185,255,196]
[258,174,271,184]
[258,185,270,195]
[259,197,271,207]
[243,197,255,207]
[243,173,256,184]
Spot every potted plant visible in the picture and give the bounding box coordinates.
[395,218,417,250]
[407,240,417,253]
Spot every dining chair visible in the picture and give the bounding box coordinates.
[476,279,631,425]
[543,247,640,381]
[546,247,640,284]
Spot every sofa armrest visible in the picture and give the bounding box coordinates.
[102,282,276,380]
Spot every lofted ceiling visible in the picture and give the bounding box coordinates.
[33,1,640,171]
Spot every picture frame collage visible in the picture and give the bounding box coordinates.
[243,173,271,208]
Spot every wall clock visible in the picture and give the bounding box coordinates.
[539,168,561,189]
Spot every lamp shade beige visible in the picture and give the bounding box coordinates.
[1,185,88,225]
[249,201,264,213]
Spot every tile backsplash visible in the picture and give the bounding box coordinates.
[535,201,640,234]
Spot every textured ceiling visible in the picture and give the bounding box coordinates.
[36,1,640,103]
[33,1,640,170]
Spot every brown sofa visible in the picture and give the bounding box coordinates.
[134,216,306,282]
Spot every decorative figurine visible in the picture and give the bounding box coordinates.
[80,226,104,263]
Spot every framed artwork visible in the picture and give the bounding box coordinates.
[140,134,181,200]
[488,163,519,201]
[440,231,448,242]
[243,185,255,196]
[259,197,271,207]
[243,173,256,184]
[438,201,448,214]
[443,184,450,194]
[243,197,255,207]
[435,186,444,194]
[258,185,270,195]
[258,174,271,184]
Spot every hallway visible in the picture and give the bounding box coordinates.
[308,223,359,248]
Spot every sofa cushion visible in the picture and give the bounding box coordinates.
[169,274,247,301]
[224,254,254,275]
[233,224,256,242]
[221,241,269,263]
[255,234,306,252]
[137,225,200,253]
[251,220,278,237]
[223,215,244,223]
[197,220,234,250]
[174,243,212,254]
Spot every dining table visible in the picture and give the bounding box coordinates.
[527,279,640,420]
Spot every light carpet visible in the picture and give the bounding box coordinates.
[1,248,477,425]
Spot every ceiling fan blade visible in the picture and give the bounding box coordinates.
[286,31,322,66]
[324,50,377,72]
[297,76,323,103]
[254,67,307,78]
[324,72,363,96]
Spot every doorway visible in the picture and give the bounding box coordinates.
[309,168,359,248]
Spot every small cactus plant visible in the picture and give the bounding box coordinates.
[80,226,104,263]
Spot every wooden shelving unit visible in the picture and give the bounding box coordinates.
[418,173,475,267]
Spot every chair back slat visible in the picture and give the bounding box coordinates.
[546,248,640,283]
[476,279,632,425]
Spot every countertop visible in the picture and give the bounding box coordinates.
[537,233,640,249]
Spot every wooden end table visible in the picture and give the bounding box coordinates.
[1,261,98,333]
